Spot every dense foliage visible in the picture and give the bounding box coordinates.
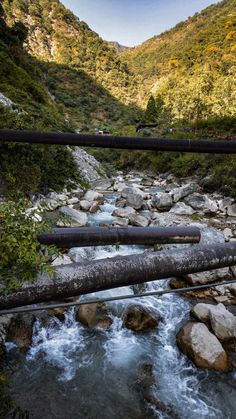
[0,199,60,293]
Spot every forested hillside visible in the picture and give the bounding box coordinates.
[2,0,141,131]
[121,0,236,125]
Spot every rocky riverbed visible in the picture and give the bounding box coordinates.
[1,168,236,418]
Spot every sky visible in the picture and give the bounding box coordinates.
[61,0,219,47]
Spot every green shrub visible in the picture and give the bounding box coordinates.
[0,199,60,293]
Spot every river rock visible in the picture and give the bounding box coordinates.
[171,182,198,203]
[50,308,66,322]
[113,182,126,192]
[176,322,228,371]
[67,197,80,205]
[52,255,73,266]
[83,190,104,203]
[6,314,35,351]
[112,207,136,218]
[122,304,159,332]
[125,190,144,210]
[112,217,129,227]
[89,201,100,213]
[76,302,113,329]
[59,206,88,226]
[93,179,112,191]
[209,303,236,341]
[169,202,195,216]
[228,204,236,217]
[80,200,92,211]
[128,213,149,227]
[184,193,218,213]
[152,192,173,211]
[185,267,230,285]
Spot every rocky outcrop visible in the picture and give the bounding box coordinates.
[122,304,159,332]
[76,302,113,329]
[73,148,107,185]
[177,322,228,371]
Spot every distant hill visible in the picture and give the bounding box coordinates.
[121,0,236,123]
[109,42,128,53]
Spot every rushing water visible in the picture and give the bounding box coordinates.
[5,180,236,418]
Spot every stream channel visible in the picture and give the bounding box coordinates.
[5,174,236,419]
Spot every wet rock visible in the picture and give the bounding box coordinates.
[80,200,92,211]
[52,255,73,266]
[76,302,113,329]
[152,192,173,211]
[59,206,88,227]
[83,190,104,203]
[169,202,195,216]
[50,308,66,322]
[89,201,100,213]
[128,213,149,227]
[191,303,215,322]
[6,314,35,351]
[112,206,136,218]
[135,363,177,417]
[123,304,159,332]
[177,322,228,371]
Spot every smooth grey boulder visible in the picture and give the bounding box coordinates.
[192,303,236,341]
[83,190,104,203]
[59,206,88,227]
[176,322,228,371]
[80,200,91,211]
[126,190,144,210]
[171,182,198,203]
[152,192,173,211]
[128,213,149,227]
[169,202,195,216]
[184,193,218,213]
[112,206,136,218]
[228,204,236,217]
[112,217,129,227]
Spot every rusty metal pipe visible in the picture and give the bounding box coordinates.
[1,242,236,309]
[38,226,201,248]
[0,130,236,153]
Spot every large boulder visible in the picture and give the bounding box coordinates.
[59,206,88,227]
[128,213,149,227]
[83,190,104,203]
[184,193,218,213]
[126,190,144,210]
[80,200,91,211]
[122,304,159,332]
[192,303,236,341]
[171,182,198,203]
[152,192,173,211]
[228,204,236,217]
[169,202,195,216]
[112,206,136,218]
[177,322,228,371]
[76,302,113,329]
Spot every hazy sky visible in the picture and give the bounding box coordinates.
[61,0,218,46]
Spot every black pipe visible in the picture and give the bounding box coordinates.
[38,226,201,248]
[0,129,236,153]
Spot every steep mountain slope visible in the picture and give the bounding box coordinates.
[2,0,138,106]
[121,0,236,122]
